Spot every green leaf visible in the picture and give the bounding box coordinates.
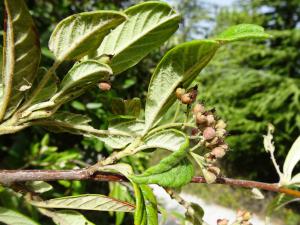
[136,131,189,175]
[130,133,194,187]
[49,11,126,60]
[40,209,95,225]
[214,24,270,43]
[28,67,58,105]
[131,158,194,188]
[139,185,158,225]
[93,1,181,74]
[0,207,39,225]
[99,119,144,149]
[35,113,142,149]
[26,181,53,193]
[282,136,300,184]
[185,203,204,225]
[30,194,135,212]
[111,97,141,118]
[109,183,134,225]
[137,129,188,152]
[52,60,112,105]
[0,0,41,121]
[144,40,220,131]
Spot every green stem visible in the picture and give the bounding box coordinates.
[146,122,196,138]
[18,60,61,113]
[87,137,143,175]
[172,102,181,123]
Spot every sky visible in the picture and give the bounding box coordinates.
[206,0,236,6]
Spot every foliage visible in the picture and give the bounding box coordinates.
[195,0,300,180]
[0,0,298,225]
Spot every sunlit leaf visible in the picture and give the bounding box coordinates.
[93,1,181,74]
[144,40,220,131]
[282,136,300,184]
[137,129,187,152]
[131,158,194,188]
[214,24,270,43]
[27,67,58,105]
[0,0,40,120]
[34,114,143,149]
[26,181,53,193]
[49,11,126,60]
[52,60,112,105]
[0,207,39,225]
[40,209,95,225]
[30,194,135,212]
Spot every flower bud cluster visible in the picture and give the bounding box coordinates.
[192,102,229,182]
[175,86,198,105]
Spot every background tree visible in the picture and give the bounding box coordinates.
[195,0,300,180]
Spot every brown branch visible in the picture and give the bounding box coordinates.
[1,169,300,198]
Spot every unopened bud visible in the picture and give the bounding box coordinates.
[202,169,217,184]
[206,114,215,126]
[211,147,226,158]
[208,166,220,176]
[193,103,205,115]
[175,88,185,99]
[217,219,229,225]
[181,93,193,104]
[204,153,217,163]
[216,119,227,129]
[205,137,220,148]
[196,113,207,125]
[98,82,111,91]
[216,128,227,138]
[203,127,216,140]
[219,143,229,151]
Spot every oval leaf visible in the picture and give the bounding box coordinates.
[131,158,194,188]
[144,40,220,131]
[0,207,39,225]
[93,1,181,74]
[30,194,135,212]
[40,209,95,225]
[28,67,58,105]
[283,136,300,183]
[214,24,270,43]
[52,60,112,104]
[137,129,188,152]
[0,0,41,120]
[49,11,126,60]
[34,113,142,149]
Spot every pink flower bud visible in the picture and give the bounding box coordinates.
[203,127,216,140]
[193,103,205,115]
[180,93,192,104]
[219,143,229,151]
[206,114,215,126]
[98,82,111,91]
[211,147,226,158]
[196,113,207,125]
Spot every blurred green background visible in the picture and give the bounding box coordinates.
[0,0,299,224]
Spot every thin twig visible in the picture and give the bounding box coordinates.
[1,170,300,198]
